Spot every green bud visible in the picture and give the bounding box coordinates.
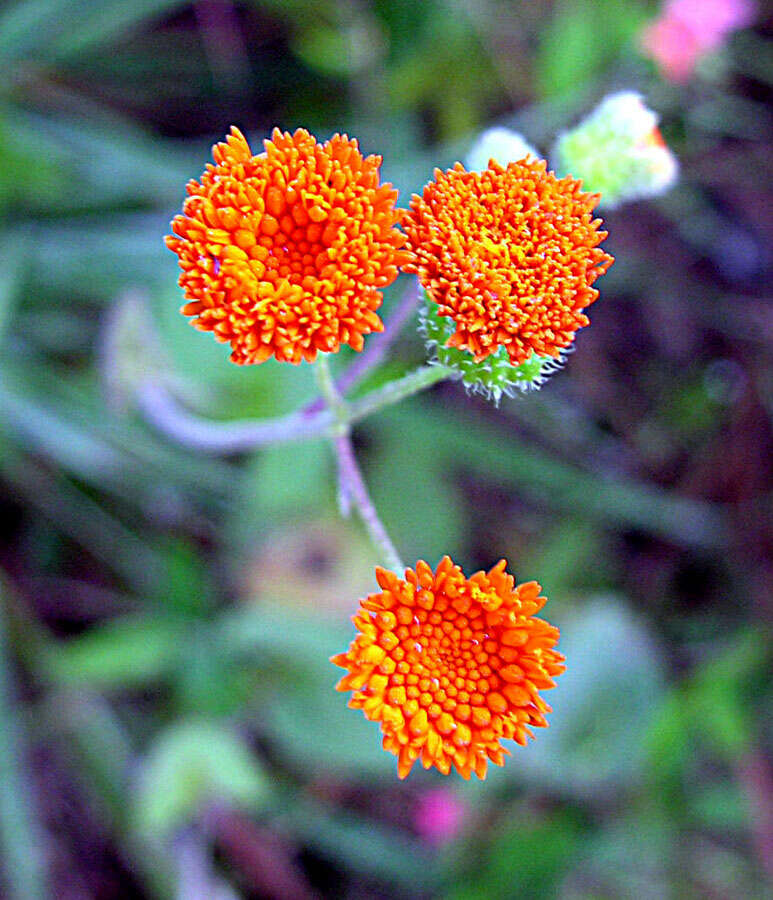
[552,92,678,209]
[419,296,562,405]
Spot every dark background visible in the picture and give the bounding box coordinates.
[0,0,771,897]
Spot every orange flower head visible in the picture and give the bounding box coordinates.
[332,556,565,780]
[165,127,407,364]
[402,159,614,365]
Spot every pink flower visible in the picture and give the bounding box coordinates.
[641,0,756,82]
[413,788,466,847]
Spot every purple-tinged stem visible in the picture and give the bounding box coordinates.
[334,431,403,572]
[315,355,404,571]
[305,277,424,414]
[137,382,332,455]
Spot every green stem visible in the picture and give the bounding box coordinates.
[348,365,453,425]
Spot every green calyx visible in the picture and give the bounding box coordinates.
[419,295,562,405]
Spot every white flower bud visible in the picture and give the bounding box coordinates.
[552,92,678,208]
[465,127,539,172]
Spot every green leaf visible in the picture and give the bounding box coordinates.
[216,608,392,776]
[372,404,727,549]
[279,798,439,891]
[560,810,674,900]
[0,232,25,342]
[133,720,272,836]
[448,810,582,900]
[292,20,385,77]
[513,597,665,797]
[43,616,185,689]
[248,440,331,518]
[0,0,188,64]
[0,585,49,899]
[262,669,397,777]
[368,428,466,565]
[536,0,647,99]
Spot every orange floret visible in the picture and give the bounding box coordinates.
[166,127,408,364]
[332,556,565,780]
[402,158,614,365]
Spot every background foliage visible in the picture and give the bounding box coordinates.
[0,0,771,897]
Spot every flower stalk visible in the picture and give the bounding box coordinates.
[137,365,452,456]
[314,355,403,573]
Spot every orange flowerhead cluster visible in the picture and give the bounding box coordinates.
[166,127,407,364]
[332,556,565,780]
[402,159,614,365]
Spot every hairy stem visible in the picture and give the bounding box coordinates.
[315,355,404,572]
[334,433,404,572]
[348,365,453,424]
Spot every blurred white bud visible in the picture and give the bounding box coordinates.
[552,92,678,209]
[465,126,539,172]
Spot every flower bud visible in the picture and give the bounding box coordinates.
[465,126,539,172]
[552,92,678,209]
[419,296,561,405]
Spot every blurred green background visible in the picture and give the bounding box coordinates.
[0,0,771,897]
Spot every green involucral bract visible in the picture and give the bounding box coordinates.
[419,295,562,404]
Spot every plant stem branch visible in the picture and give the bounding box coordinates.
[304,277,425,415]
[314,355,404,572]
[336,277,425,396]
[138,363,453,456]
[334,433,403,572]
[136,382,334,454]
[348,365,453,424]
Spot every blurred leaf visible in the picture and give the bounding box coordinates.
[149,283,318,416]
[149,539,216,617]
[0,359,237,508]
[0,440,167,592]
[134,720,271,836]
[448,809,582,900]
[24,216,169,299]
[0,0,188,64]
[43,616,186,689]
[217,606,350,667]
[0,232,26,341]
[0,107,192,213]
[0,584,49,900]
[250,440,331,518]
[278,797,438,891]
[368,428,466,565]
[560,810,673,900]
[518,517,613,600]
[262,669,396,777]
[373,404,728,549]
[216,607,392,776]
[387,11,499,138]
[646,690,693,796]
[43,690,133,821]
[688,629,770,762]
[691,782,747,830]
[44,690,176,898]
[173,631,254,718]
[536,0,646,99]
[514,597,665,797]
[293,20,385,77]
